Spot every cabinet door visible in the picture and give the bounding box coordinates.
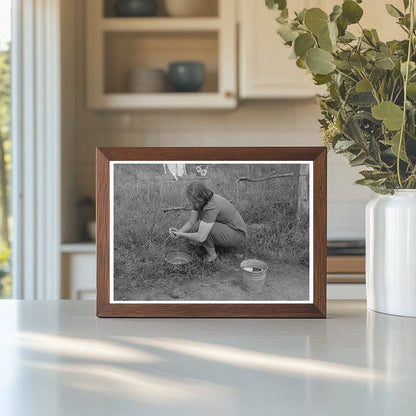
[239,0,403,99]
[360,0,404,41]
[239,0,320,99]
[86,0,237,109]
[62,253,96,300]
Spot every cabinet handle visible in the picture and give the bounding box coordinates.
[225,91,234,98]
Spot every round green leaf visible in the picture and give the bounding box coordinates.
[330,5,343,22]
[333,59,353,70]
[339,31,356,42]
[277,23,299,42]
[318,32,333,52]
[385,4,403,18]
[306,48,335,75]
[356,79,372,92]
[266,0,287,11]
[342,0,363,24]
[401,61,416,76]
[296,57,307,69]
[375,56,395,70]
[382,133,409,162]
[296,8,307,22]
[317,22,338,52]
[336,15,348,36]
[294,33,315,57]
[371,101,403,131]
[313,74,332,85]
[350,53,368,69]
[328,21,338,42]
[407,82,416,99]
[371,29,380,42]
[304,8,329,35]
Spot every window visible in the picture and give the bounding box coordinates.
[0,0,11,298]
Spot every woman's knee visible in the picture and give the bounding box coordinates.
[208,225,245,248]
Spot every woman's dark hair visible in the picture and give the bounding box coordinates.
[186,182,213,210]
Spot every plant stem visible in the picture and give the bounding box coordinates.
[390,78,398,101]
[358,22,378,49]
[397,0,415,188]
[393,86,404,104]
[358,69,380,104]
[334,68,357,83]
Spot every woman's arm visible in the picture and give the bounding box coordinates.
[177,210,198,233]
[176,221,214,243]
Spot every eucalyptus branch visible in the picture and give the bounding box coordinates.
[390,79,398,101]
[358,22,378,49]
[334,68,358,83]
[358,69,381,104]
[267,0,416,192]
[397,0,415,187]
[399,24,410,35]
[393,86,404,103]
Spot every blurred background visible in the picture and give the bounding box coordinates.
[1,0,404,300]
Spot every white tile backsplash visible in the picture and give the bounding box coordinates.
[145,131,202,147]
[328,199,368,240]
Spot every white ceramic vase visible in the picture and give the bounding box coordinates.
[366,190,416,317]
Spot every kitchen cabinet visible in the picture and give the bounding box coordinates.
[86,0,237,109]
[238,0,405,99]
[239,0,323,99]
[61,244,96,300]
[87,0,405,107]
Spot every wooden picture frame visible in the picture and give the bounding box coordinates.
[96,147,327,318]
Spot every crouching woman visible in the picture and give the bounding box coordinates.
[169,182,247,262]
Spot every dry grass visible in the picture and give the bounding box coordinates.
[113,163,309,300]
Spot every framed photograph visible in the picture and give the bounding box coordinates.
[96,147,327,318]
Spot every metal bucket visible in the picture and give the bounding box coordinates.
[240,259,268,293]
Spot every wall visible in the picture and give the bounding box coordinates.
[61,0,374,243]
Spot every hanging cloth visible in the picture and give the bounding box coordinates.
[163,163,187,180]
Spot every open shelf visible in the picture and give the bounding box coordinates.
[103,0,219,18]
[61,242,96,254]
[86,0,236,109]
[90,92,234,109]
[104,31,218,94]
[101,17,221,32]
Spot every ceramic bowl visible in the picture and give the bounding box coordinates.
[168,62,205,93]
[127,68,167,93]
[114,0,158,17]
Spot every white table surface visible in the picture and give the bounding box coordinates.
[0,300,415,416]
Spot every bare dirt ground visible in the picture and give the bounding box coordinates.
[114,245,310,302]
[136,263,309,302]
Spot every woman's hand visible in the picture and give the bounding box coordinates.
[169,228,179,238]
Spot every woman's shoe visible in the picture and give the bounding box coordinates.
[204,254,218,263]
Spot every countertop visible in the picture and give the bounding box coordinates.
[0,300,415,415]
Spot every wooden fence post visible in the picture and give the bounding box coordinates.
[297,164,309,225]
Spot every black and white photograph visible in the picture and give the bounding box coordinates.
[110,161,313,303]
